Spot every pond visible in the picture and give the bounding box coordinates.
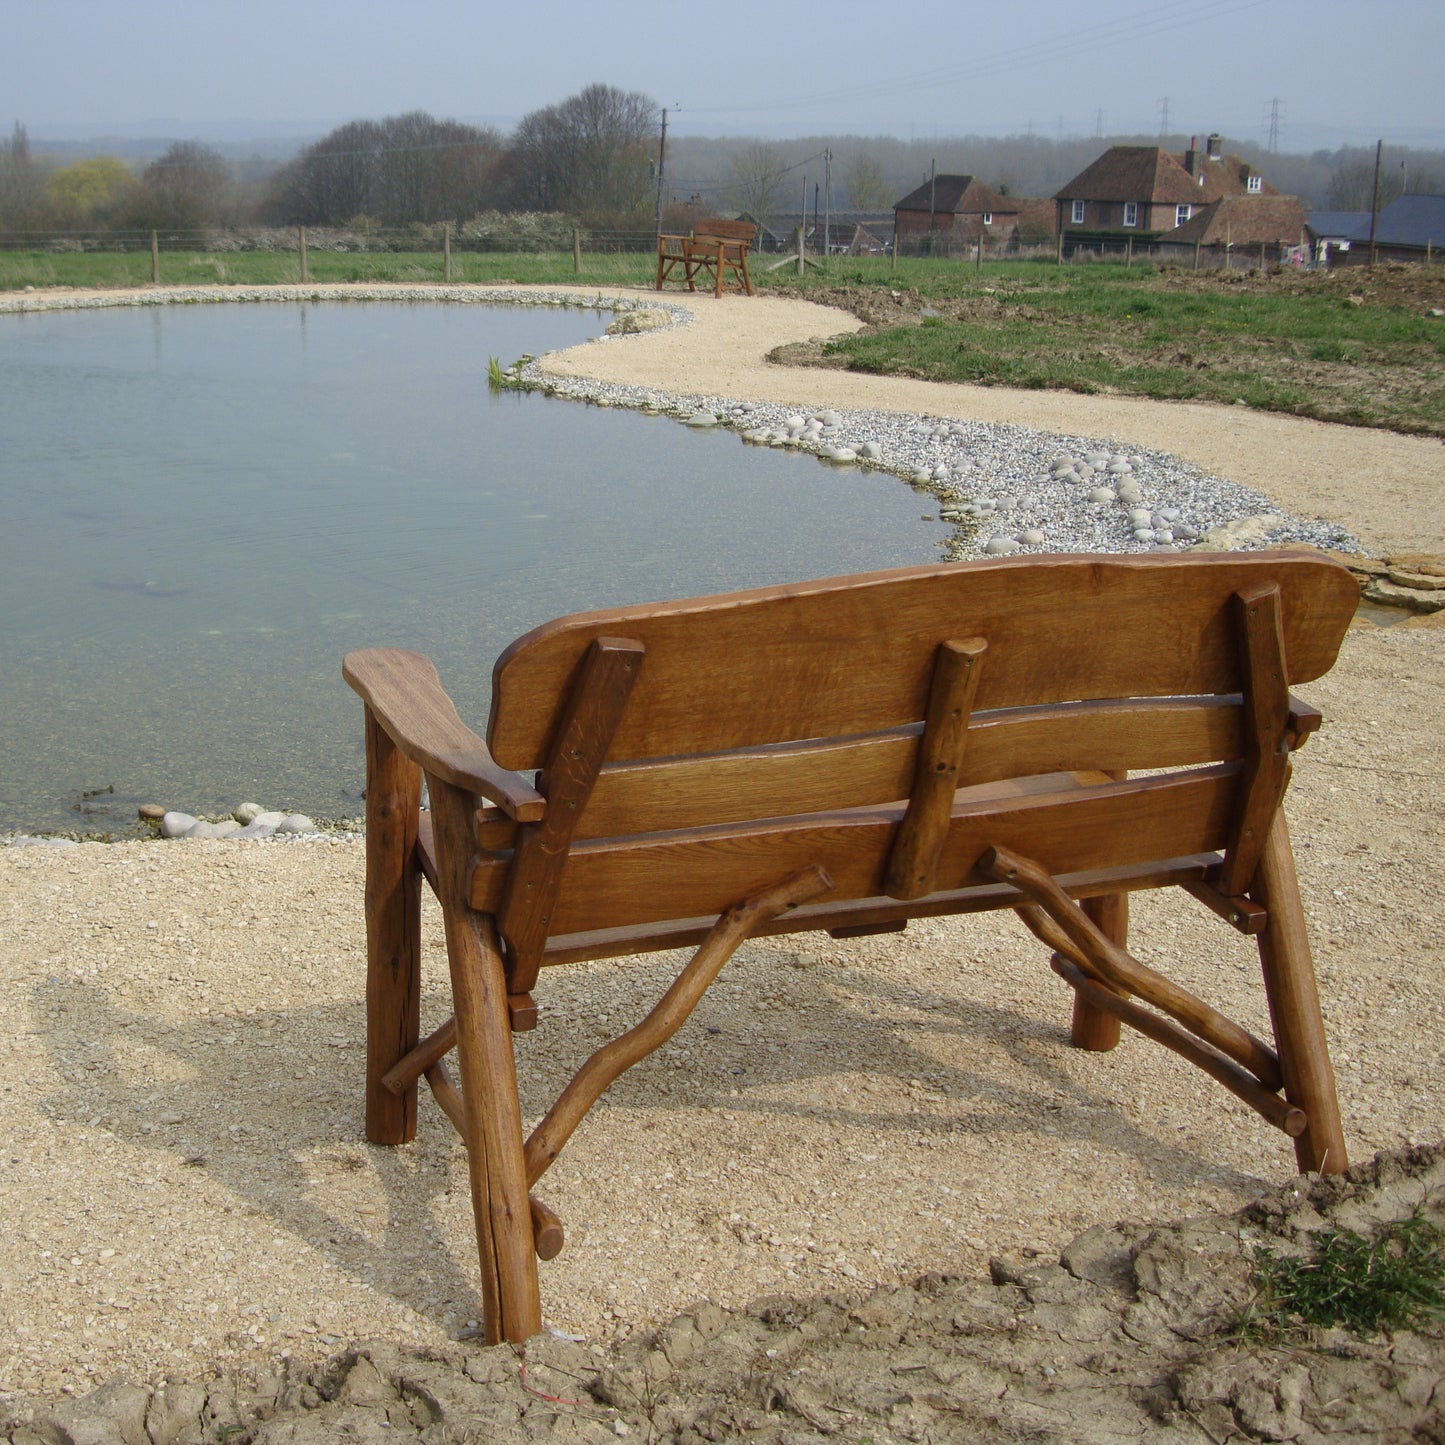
[0,300,945,837]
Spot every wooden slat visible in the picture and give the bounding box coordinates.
[345,649,544,819]
[885,638,987,899]
[1218,585,1293,896]
[486,555,1358,770]
[469,765,1239,937]
[497,637,643,996]
[533,854,1221,966]
[551,695,1248,842]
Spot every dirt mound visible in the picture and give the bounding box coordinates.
[8,1144,1441,1444]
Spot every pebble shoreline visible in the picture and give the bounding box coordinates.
[2,284,1363,843]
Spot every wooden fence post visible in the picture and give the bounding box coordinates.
[796,226,804,278]
[1260,241,1267,271]
[572,228,581,274]
[1193,238,1201,271]
[891,238,897,274]
[150,230,159,285]
[1125,236,1133,267]
[298,225,309,284]
[976,235,983,272]
[444,223,451,283]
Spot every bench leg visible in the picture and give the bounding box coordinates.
[1250,810,1348,1175]
[1070,891,1127,1051]
[363,707,422,1146]
[432,780,542,1345]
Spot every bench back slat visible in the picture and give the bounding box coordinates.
[480,694,1245,843]
[472,764,1240,935]
[487,555,1357,769]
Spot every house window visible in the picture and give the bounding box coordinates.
[982,211,992,226]
[1123,202,1138,228]
[1071,200,1085,224]
[1176,203,1192,227]
[1247,175,1262,193]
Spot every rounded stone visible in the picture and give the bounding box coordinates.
[276,814,316,834]
[1089,486,1117,504]
[983,536,1021,555]
[233,802,264,825]
[683,412,719,428]
[161,811,198,839]
[1017,529,1046,546]
[137,803,166,822]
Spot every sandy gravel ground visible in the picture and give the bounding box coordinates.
[3,285,1444,1402]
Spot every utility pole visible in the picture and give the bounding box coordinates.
[823,146,831,258]
[1266,97,1281,154]
[1368,138,1383,267]
[928,157,937,239]
[653,107,669,237]
[1159,97,1170,138]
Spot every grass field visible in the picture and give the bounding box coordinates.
[4,247,1441,435]
[766,257,1445,437]
[0,247,655,291]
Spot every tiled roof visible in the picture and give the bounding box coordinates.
[893,174,1014,215]
[1056,144,1280,205]
[1163,195,1308,246]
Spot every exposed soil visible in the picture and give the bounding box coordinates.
[6,1146,1442,1443]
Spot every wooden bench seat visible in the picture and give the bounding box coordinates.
[343,551,1358,1345]
[656,217,756,297]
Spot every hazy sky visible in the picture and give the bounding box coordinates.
[5,0,1441,150]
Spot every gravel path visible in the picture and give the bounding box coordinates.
[3,283,1443,1405]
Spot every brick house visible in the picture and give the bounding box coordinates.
[893,175,1018,251]
[1055,134,1283,241]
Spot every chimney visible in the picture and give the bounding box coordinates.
[1207,133,1222,159]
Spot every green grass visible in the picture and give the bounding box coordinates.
[0,247,657,291]
[759,256,1445,436]
[1242,1214,1445,1340]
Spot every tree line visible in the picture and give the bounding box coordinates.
[3,95,1442,240]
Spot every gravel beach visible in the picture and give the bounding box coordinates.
[2,283,1443,1409]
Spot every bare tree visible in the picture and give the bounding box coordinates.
[504,84,658,225]
[0,122,47,230]
[269,113,504,226]
[843,148,890,211]
[131,142,231,230]
[726,141,788,225]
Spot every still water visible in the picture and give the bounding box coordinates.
[0,301,944,836]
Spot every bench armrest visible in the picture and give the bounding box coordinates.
[343,648,546,822]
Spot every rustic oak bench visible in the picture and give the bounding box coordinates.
[343,552,1357,1345]
[655,217,757,297]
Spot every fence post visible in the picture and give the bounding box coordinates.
[976,235,983,272]
[796,226,804,278]
[298,226,309,284]
[150,230,159,285]
[1056,230,1064,265]
[443,223,451,283]
[1193,238,1201,271]
[891,238,897,274]
[1260,242,1267,271]
[572,227,581,274]
[1125,236,1133,267]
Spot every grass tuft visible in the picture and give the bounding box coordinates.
[1243,1213,1445,1340]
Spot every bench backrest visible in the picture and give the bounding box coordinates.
[690,218,756,248]
[477,554,1356,958]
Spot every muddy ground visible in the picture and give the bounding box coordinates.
[6,1145,1442,1444]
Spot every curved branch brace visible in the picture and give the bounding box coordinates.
[981,844,1283,1091]
[523,865,833,1189]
